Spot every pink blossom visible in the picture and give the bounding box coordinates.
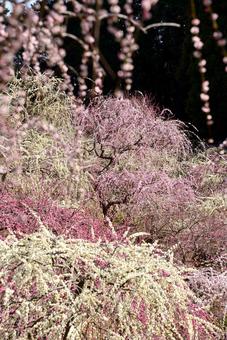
[141,0,159,20]
[217,39,227,47]
[190,26,199,35]
[203,0,212,6]
[191,18,200,26]
[200,93,209,102]
[211,13,218,21]
[202,106,210,113]
[213,31,223,40]
[199,59,206,67]
[193,51,202,58]
[194,40,204,50]
[94,258,109,269]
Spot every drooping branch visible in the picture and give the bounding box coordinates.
[144,22,181,32]
[62,33,88,50]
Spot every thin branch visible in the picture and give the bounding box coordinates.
[94,142,114,172]
[101,194,131,218]
[144,22,181,32]
[99,50,117,80]
[62,33,87,50]
[62,318,73,340]
[119,135,143,154]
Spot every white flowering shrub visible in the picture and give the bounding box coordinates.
[186,260,227,330]
[0,227,222,339]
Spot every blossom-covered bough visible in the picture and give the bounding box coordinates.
[0,0,180,95]
[190,0,227,146]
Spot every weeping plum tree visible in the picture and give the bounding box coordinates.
[80,96,226,265]
[80,96,192,219]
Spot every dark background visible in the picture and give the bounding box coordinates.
[132,0,227,144]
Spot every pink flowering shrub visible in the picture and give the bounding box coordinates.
[168,151,227,265]
[80,97,226,266]
[0,191,127,243]
[80,97,193,223]
[0,228,222,339]
[186,263,227,330]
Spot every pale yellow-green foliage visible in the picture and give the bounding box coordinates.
[7,74,74,132]
[198,194,226,214]
[20,129,70,177]
[0,228,221,339]
[1,74,85,204]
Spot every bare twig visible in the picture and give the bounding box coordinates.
[144,22,181,32]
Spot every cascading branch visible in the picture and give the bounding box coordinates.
[190,0,214,145]
[0,0,71,92]
[0,227,222,339]
[190,0,227,145]
[68,0,160,96]
[0,0,181,98]
[202,0,227,72]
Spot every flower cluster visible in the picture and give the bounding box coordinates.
[117,0,138,91]
[190,16,214,144]
[187,264,227,326]
[202,0,227,72]
[0,4,23,89]
[63,0,157,96]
